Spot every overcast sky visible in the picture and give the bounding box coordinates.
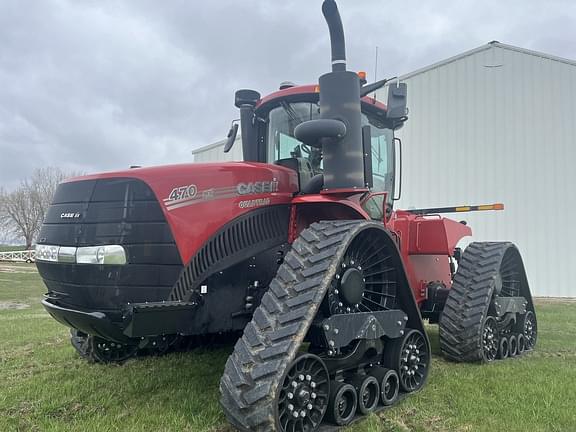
[1,0,574,189]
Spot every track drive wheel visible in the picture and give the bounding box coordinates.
[383,329,429,392]
[439,242,536,363]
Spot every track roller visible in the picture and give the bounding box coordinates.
[326,381,357,426]
[508,334,518,357]
[498,337,509,359]
[517,333,525,354]
[349,374,380,415]
[370,367,399,406]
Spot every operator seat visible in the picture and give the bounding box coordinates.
[275,158,322,194]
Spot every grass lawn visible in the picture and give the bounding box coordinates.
[0,245,26,252]
[0,263,574,431]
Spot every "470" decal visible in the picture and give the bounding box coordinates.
[167,184,197,202]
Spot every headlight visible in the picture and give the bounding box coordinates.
[35,244,127,265]
[76,245,127,265]
[35,245,59,262]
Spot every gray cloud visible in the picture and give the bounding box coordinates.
[1,0,574,189]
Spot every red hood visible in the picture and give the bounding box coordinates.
[65,162,299,264]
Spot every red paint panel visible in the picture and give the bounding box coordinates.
[388,211,472,304]
[405,218,471,255]
[257,85,387,111]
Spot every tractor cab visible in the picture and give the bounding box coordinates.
[227,83,406,220]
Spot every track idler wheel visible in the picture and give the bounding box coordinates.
[383,329,429,392]
[481,316,499,362]
[370,367,399,406]
[521,310,537,350]
[498,337,509,359]
[326,381,357,426]
[88,336,138,364]
[350,374,380,415]
[517,333,526,354]
[277,354,330,431]
[508,334,518,357]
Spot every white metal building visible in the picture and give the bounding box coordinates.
[192,42,576,297]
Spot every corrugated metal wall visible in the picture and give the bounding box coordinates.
[192,138,243,163]
[192,45,576,297]
[383,45,576,297]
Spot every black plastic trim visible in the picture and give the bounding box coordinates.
[169,205,290,301]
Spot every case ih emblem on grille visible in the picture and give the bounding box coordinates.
[60,212,81,219]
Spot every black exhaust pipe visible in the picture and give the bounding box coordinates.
[322,0,346,72]
[294,0,366,190]
[318,0,364,190]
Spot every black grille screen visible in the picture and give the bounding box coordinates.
[37,178,182,310]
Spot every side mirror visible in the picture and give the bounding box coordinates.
[235,89,260,108]
[387,82,407,119]
[224,122,239,153]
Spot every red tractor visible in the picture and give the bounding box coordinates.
[36,1,536,430]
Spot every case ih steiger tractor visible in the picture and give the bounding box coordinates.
[36,1,537,430]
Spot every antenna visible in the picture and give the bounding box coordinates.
[373,46,378,99]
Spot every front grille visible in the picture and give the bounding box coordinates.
[37,178,182,310]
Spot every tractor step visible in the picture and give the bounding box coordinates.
[124,301,199,338]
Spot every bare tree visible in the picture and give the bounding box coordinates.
[0,167,74,249]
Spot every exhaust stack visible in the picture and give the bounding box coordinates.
[322,0,347,72]
[295,0,365,191]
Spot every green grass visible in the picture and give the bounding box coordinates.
[0,245,26,252]
[0,264,575,432]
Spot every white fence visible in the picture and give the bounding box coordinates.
[0,250,36,263]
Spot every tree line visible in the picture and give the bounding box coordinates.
[0,167,76,249]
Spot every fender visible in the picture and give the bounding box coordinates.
[289,193,371,241]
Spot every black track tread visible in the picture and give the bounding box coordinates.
[439,242,514,362]
[219,220,374,432]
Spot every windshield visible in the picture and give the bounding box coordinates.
[266,101,395,220]
[267,102,323,174]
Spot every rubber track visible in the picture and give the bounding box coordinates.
[219,220,376,431]
[439,242,512,362]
